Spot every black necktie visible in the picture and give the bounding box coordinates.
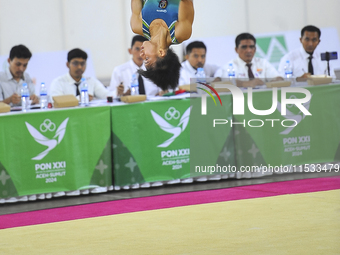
[246,63,255,79]
[138,74,145,95]
[74,82,80,96]
[308,55,314,75]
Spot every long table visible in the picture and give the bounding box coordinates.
[1,83,340,198]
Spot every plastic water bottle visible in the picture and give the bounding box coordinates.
[130,73,139,95]
[196,67,206,84]
[227,63,235,79]
[21,83,30,111]
[40,82,48,109]
[284,60,293,79]
[80,78,89,106]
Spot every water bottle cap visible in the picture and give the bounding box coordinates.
[286,60,290,63]
[22,83,27,87]
[197,67,204,72]
[229,63,233,66]
[81,77,86,82]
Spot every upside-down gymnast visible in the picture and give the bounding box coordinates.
[130,0,194,90]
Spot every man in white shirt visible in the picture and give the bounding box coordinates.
[0,45,39,106]
[179,41,219,85]
[50,48,108,100]
[108,35,160,97]
[215,33,282,87]
[278,25,332,81]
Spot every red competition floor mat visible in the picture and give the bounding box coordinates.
[1,176,339,230]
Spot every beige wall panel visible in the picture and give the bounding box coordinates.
[192,0,248,38]
[61,0,127,78]
[0,0,64,55]
[248,0,305,34]
[306,0,340,38]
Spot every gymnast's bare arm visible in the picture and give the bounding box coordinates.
[130,0,143,36]
[175,0,194,43]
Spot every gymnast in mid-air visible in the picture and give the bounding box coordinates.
[130,0,194,91]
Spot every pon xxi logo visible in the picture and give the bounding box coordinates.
[25,118,69,160]
[151,107,192,147]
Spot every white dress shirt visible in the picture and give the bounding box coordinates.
[50,73,108,99]
[0,67,35,106]
[179,60,219,85]
[108,60,160,97]
[278,46,333,77]
[215,56,281,80]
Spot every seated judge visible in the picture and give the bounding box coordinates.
[179,41,219,85]
[50,48,108,100]
[108,35,160,97]
[0,45,39,106]
[214,33,283,87]
[278,25,334,81]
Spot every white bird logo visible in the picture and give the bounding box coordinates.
[277,95,312,135]
[151,107,192,147]
[25,118,69,160]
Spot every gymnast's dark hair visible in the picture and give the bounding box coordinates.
[138,48,181,91]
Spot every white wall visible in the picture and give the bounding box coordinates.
[0,0,339,80]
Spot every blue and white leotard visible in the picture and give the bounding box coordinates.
[142,0,180,44]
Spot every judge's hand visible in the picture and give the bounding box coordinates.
[30,94,39,105]
[9,93,21,104]
[117,83,124,96]
[296,73,311,82]
[123,89,131,96]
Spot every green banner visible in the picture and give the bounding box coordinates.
[0,106,112,198]
[190,94,236,176]
[234,84,340,170]
[112,100,191,186]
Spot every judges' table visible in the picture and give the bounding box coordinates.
[0,106,112,199]
[1,83,340,199]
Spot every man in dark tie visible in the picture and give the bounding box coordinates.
[214,33,282,87]
[108,35,160,98]
[50,48,108,100]
[278,25,332,81]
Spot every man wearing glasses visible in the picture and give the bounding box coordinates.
[214,33,282,87]
[50,48,108,100]
[278,25,332,81]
